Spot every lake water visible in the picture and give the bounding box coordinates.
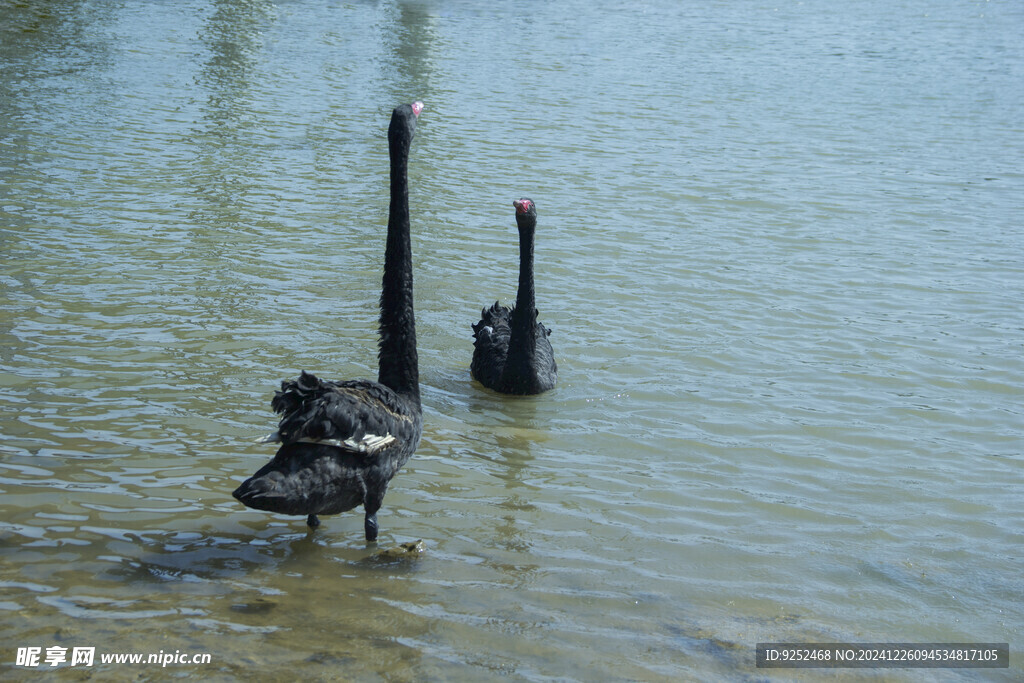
[2,0,1022,680]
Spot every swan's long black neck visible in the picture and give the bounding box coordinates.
[377,115,420,404]
[505,216,539,370]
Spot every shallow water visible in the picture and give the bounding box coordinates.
[1,0,1022,679]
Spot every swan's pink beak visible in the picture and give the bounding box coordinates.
[513,198,532,214]
[411,101,424,118]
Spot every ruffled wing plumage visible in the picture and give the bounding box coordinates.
[266,371,414,455]
[531,319,557,391]
[471,302,512,388]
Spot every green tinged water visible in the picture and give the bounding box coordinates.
[1,0,1022,679]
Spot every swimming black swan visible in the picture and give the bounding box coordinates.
[233,101,425,542]
[471,198,557,394]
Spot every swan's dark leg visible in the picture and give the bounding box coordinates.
[306,514,320,529]
[363,491,382,543]
[364,511,379,543]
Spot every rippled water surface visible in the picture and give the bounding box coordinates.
[2,0,1022,679]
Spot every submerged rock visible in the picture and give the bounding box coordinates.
[368,540,426,563]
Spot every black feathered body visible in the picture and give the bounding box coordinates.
[471,302,556,394]
[233,372,422,518]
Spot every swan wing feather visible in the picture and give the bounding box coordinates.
[267,372,413,456]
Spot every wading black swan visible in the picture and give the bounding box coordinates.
[471,198,557,394]
[233,101,425,542]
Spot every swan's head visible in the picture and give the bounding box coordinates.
[513,198,536,218]
[390,101,424,146]
[513,198,537,230]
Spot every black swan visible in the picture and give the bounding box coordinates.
[471,198,557,394]
[233,101,425,542]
